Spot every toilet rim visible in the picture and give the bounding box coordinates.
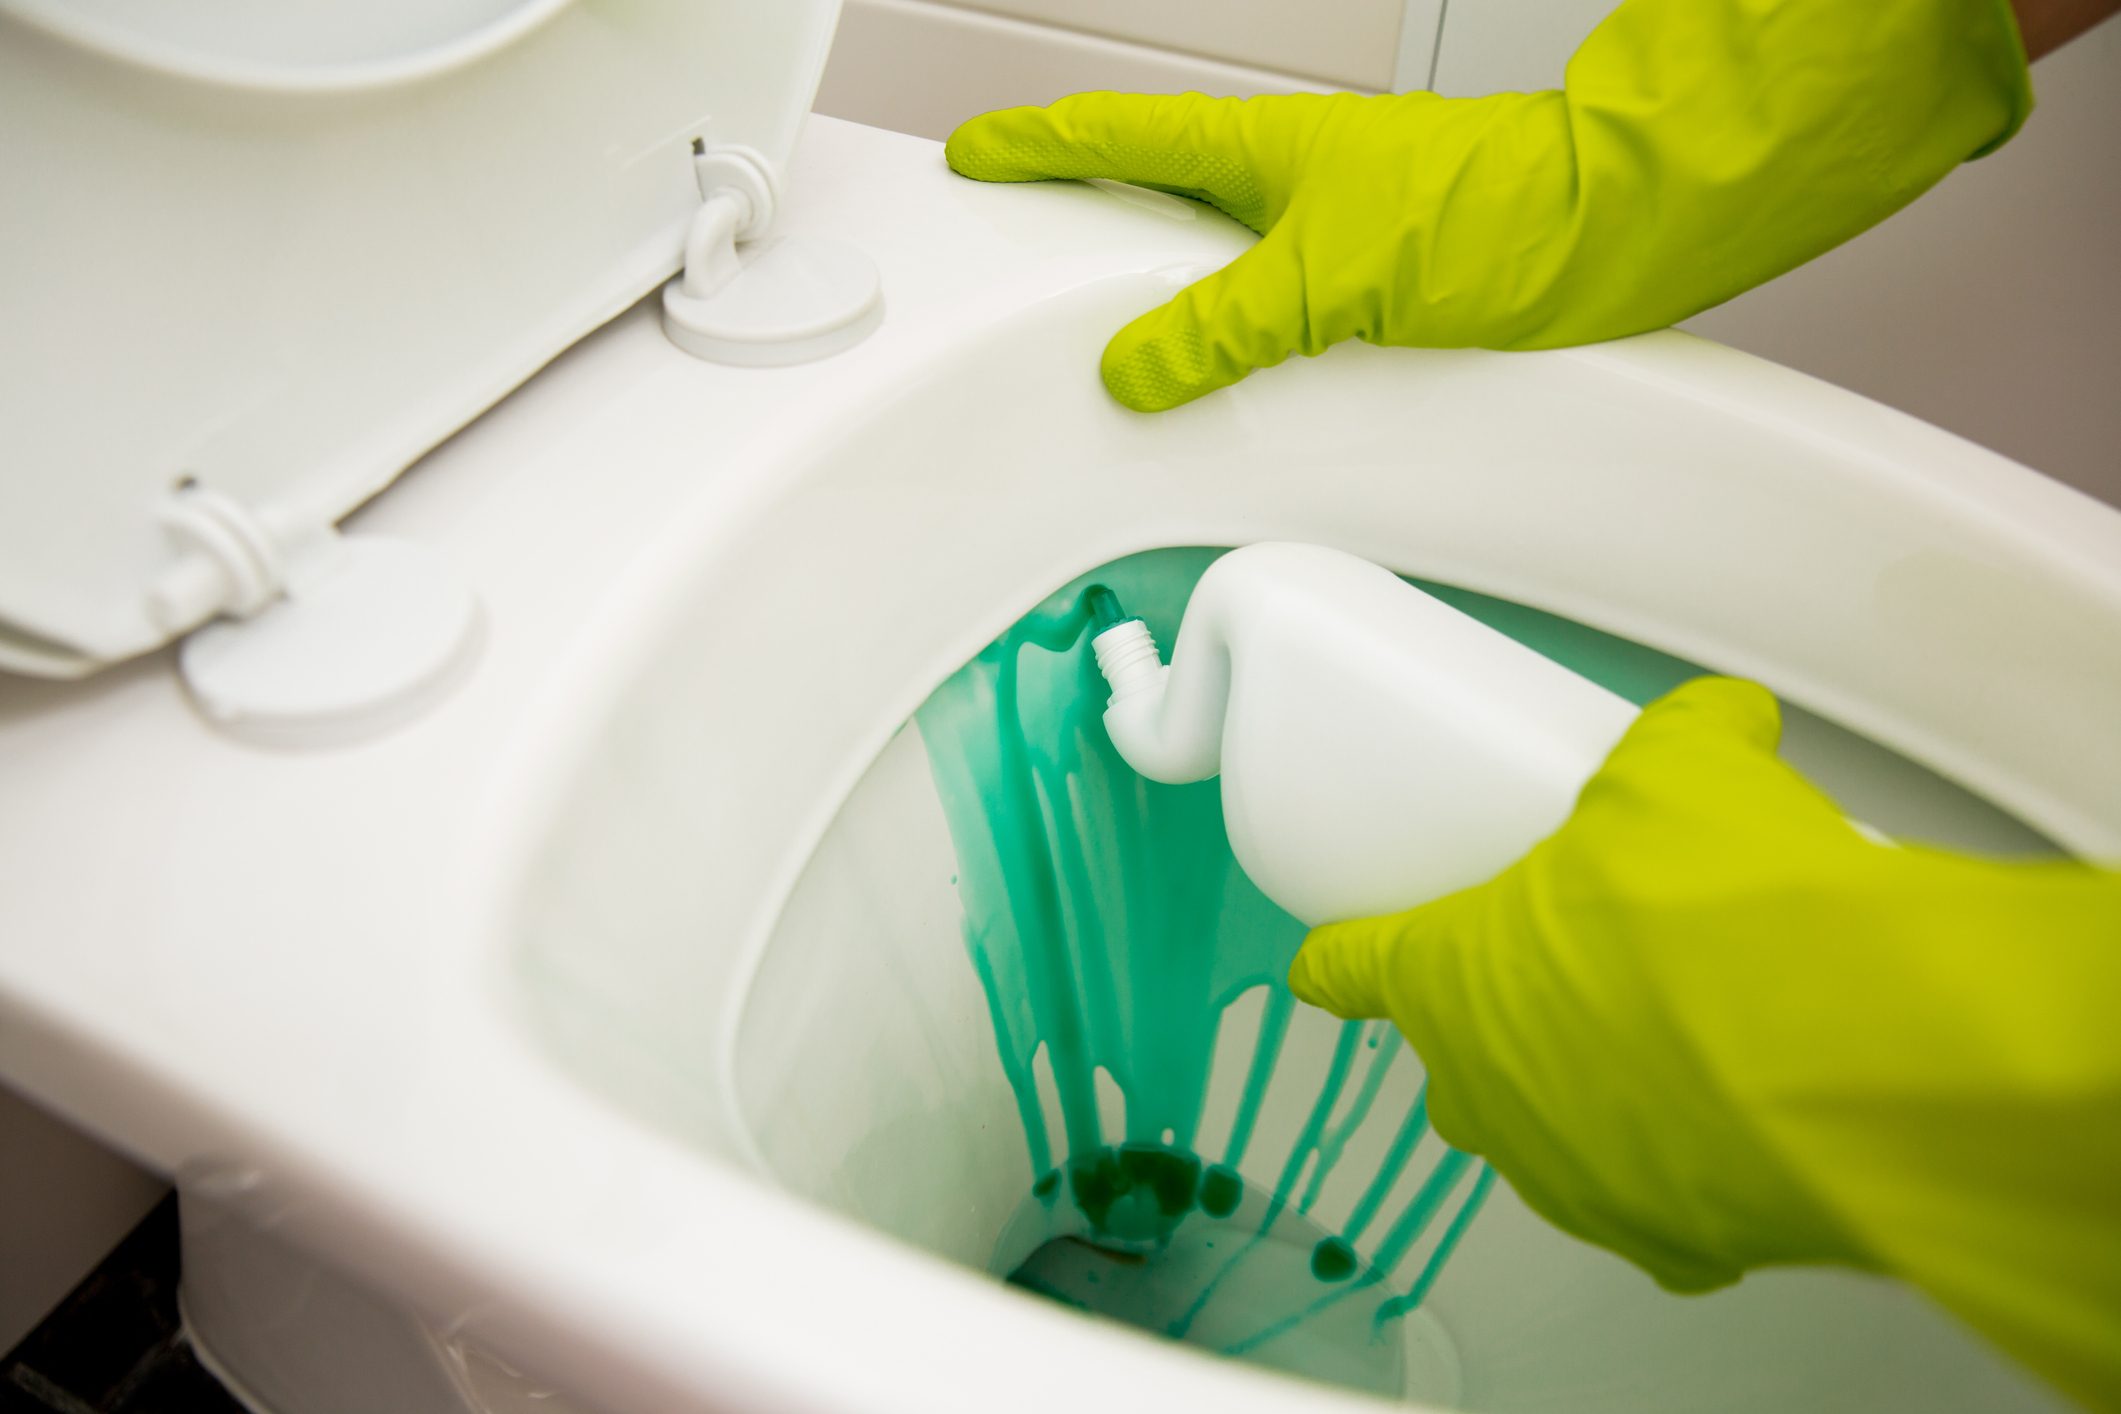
[3,221,2108,1414]
[474,262,2121,975]
[427,257,2121,1411]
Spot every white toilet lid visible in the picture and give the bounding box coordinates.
[0,0,840,677]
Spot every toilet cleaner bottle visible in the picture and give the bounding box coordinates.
[1090,543,1639,926]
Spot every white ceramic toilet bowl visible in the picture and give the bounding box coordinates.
[2,115,2117,1414]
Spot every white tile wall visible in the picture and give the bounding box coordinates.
[1428,0,1618,95]
[810,0,1357,142]
[817,0,1359,143]
[940,0,1408,88]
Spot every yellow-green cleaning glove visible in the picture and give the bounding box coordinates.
[1290,677,2121,1410]
[945,0,2031,410]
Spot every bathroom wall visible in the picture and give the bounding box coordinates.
[937,0,1408,87]
[0,1082,165,1353]
[816,0,2121,510]
[813,0,1371,141]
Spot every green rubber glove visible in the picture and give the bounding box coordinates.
[1288,677,2121,1410]
[945,0,2031,411]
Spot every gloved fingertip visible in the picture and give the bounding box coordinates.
[1641,1253,1744,1297]
[940,126,980,178]
[1100,321,1226,412]
[942,108,1039,181]
[1287,923,1393,1019]
[1644,675,1782,754]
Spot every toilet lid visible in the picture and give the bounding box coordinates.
[0,0,841,677]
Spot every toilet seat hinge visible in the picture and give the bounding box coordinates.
[677,140,780,301]
[151,481,309,631]
[148,480,482,747]
[661,139,883,368]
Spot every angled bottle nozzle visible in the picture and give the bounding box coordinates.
[1087,586,1225,784]
[1089,589,1165,708]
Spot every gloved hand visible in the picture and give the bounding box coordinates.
[945,0,2031,411]
[1289,676,2121,1410]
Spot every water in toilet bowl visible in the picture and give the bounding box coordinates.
[1003,1178,1474,1398]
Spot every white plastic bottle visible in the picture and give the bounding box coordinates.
[1091,543,1640,927]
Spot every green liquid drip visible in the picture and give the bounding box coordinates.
[1199,1165,1244,1218]
[1311,1237,1359,1282]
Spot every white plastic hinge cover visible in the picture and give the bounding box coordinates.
[661,139,882,367]
[152,482,480,747]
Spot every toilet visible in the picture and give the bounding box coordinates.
[2,3,2118,1413]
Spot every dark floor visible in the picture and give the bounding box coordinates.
[2,1196,245,1414]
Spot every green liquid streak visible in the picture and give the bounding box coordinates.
[967,942,1052,1179]
[918,550,1322,1250]
[1371,1148,1476,1274]
[1344,1085,1432,1245]
[1221,1268,1382,1360]
[1301,1025,1404,1213]
[1221,988,1293,1169]
[1223,1158,1496,1363]
[1269,1022,1364,1217]
[1174,1023,1403,1347]
[1376,1166,1500,1326]
[914,549,1595,1388]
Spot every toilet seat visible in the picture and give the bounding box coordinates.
[1,110,2117,1414]
[0,0,837,678]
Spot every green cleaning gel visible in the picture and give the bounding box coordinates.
[913,548,1526,1397]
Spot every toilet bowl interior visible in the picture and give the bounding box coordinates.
[724,545,2061,1410]
[496,273,2083,1411]
[731,545,1494,1399]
